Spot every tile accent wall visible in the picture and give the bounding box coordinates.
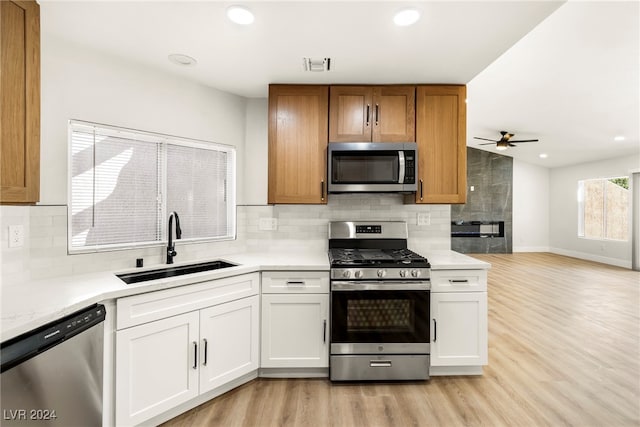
[451,147,513,254]
[1,195,449,283]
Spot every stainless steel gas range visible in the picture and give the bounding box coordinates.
[328,221,431,381]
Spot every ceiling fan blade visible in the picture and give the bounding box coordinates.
[473,137,498,142]
[478,142,496,145]
[509,143,517,147]
[509,139,539,143]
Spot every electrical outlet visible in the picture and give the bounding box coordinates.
[8,225,24,248]
[259,217,278,231]
[417,213,431,226]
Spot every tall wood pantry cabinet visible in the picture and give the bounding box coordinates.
[413,85,467,204]
[268,85,329,204]
[0,0,40,204]
[329,85,415,143]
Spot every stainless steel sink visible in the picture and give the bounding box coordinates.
[116,260,237,284]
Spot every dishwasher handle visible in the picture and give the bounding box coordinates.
[1,304,106,374]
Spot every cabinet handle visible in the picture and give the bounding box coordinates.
[203,338,208,366]
[192,341,198,369]
[375,104,379,126]
[449,279,469,283]
[321,180,326,201]
[366,104,370,126]
[323,319,327,343]
[419,179,424,201]
[433,319,437,342]
[286,280,305,286]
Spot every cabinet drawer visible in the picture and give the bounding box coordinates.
[261,271,329,294]
[430,270,487,292]
[117,273,259,329]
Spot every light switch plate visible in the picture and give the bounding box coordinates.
[417,213,430,226]
[259,217,278,231]
[8,225,24,248]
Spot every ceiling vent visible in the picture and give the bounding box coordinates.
[303,57,331,72]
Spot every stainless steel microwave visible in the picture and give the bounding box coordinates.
[328,142,418,193]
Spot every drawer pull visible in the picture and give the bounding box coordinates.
[286,281,306,286]
[370,360,392,368]
[449,279,469,283]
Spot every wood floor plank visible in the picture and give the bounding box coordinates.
[161,253,640,427]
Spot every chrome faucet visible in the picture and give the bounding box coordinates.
[167,211,182,264]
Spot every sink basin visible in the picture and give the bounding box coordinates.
[117,260,238,284]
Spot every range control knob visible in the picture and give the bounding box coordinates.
[411,269,421,278]
[399,270,408,278]
[342,270,351,279]
[355,270,364,279]
[377,269,387,278]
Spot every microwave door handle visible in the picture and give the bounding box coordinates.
[398,151,405,184]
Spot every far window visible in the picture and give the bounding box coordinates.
[68,121,236,253]
[577,176,629,241]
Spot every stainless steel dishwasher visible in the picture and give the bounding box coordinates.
[1,304,105,426]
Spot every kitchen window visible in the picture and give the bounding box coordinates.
[68,120,236,253]
[577,176,629,241]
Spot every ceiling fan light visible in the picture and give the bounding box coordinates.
[496,141,509,151]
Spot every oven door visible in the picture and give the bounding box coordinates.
[330,281,430,355]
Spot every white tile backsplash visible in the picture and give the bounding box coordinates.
[1,196,450,284]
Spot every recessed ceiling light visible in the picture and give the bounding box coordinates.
[539,153,548,159]
[614,135,625,141]
[393,8,420,26]
[168,54,197,66]
[227,5,254,25]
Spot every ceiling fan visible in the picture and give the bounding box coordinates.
[474,131,539,151]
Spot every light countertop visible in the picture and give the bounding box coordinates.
[1,249,488,342]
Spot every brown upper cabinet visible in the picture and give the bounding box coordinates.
[413,85,467,204]
[268,85,329,204]
[1,0,40,204]
[329,86,415,143]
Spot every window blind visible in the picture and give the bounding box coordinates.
[69,121,236,253]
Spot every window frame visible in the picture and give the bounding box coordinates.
[67,120,236,254]
[577,176,629,242]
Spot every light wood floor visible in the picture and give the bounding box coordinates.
[162,253,640,427]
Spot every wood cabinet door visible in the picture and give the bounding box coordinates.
[268,85,328,204]
[430,292,487,367]
[261,293,329,368]
[415,85,467,204]
[329,86,373,142]
[199,296,259,393]
[372,86,415,142]
[0,0,40,204]
[115,312,200,426]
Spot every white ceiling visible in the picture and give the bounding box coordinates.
[39,1,639,169]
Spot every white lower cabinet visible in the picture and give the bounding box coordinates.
[115,273,260,426]
[430,269,488,374]
[199,297,259,392]
[430,292,487,366]
[260,271,330,370]
[115,312,200,426]
[261,293,329,368]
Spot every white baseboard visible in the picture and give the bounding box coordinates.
[513,246,550,253]
[549,247,632,269]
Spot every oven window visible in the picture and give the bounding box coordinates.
[332,152,399,184]
[332,290,429,343]
[347,299,413,332]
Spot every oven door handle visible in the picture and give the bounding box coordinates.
[331,281,430,291]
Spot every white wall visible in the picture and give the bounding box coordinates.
[549,155,639,268]
[243,98,269,205]
[40,36,248,205]
[513,159,550,252]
